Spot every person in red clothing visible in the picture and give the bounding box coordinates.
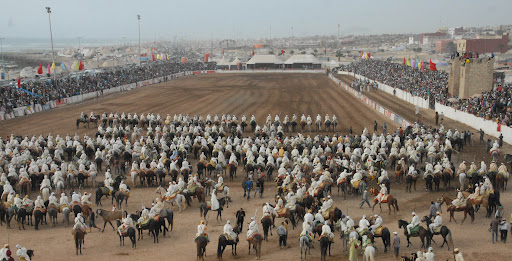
[0,244,14,261]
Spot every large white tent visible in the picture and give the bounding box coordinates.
[246,55,283,69]
[284,54,321,69]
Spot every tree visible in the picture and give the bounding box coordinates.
[301,51,306,54]
[413,47,422,53]
[335,50,343,62]
[314,49,318,53]
[290,50,295,55]
[269,50,275,55]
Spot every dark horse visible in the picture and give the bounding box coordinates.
[367,226,391,252]
[320,236,331,261]
[195,235,208,261]
[398,219,430,248]
[421,216,453,250]
[136,218,160,243]
[116,220,136,248]
[217,225,240,258]
[200,197,227,221]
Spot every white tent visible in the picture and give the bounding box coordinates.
[216,56,231,68]
[246,55,283,69]
[284,54,321,68]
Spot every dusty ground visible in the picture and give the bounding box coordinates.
[1,73,511,261]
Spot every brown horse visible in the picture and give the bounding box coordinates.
[440,196,474,223]
[247,233,263,259]
[195,235,208,261]
[370,188,399,215]
[18,181,31,197]
[96,209,123,232]
[74,229,85,255]
[496,173,508,191]
[395,163,406,183]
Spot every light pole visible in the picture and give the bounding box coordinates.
[46,7,55,67]
[137,15,141,65]
[0,37,5,81]
[77,36,83,50]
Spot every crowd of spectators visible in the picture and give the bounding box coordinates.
[1,61,215,113]
[337,59,512,126]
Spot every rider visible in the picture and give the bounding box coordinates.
[73,213,87,233]
[71,192,81,205]
[320,195,333,217]
[196,220,208,241]
[223,220,238,241]
[246,217,259,240]
[210,191,220,211]
[34,195,45,210]
[377,183,388,203]
[118,215,134,236]
[451,189,466,207]
[429,212,443,233]
[370,214,383,232]
[321,221,334,242]
[81,192,92,206]
[48,192,59,207]
[357,215,370,233]
[407,212,420,235]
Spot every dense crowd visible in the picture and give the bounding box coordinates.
[0,61,215,113]
[337,59,512,126]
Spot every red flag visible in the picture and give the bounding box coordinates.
[367,52,371,59]
[429,59,437,71]
[252,49,255,56]
[152,53,156,61]
[281,49,284,55]
[222,49,224,55]
[403,57,406,65]
[78,60,84,71]
[37,63,43,74]
[324,48,327,55]
[17,74,21,88]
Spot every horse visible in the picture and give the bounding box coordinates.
[95,185,111,206]
[74,229,85,255]
[155,186,187,213]
[137,218,160,243]
[116,220,136,248]
[370,189,399,215]
[33,208,45,230]
[366,226,391,253]
[247,233,263,260]
[217,225,240,259]
[96,209,123,232]
[300,234,312,260]
[199,197,227,221]
[17,207,27,230]
[405,174,417,193]
[397,219,429,248]
[228,163,237,181]
[421,216,454,250]
[363,243,376,261]
[195,235,208,261]
[113,191,129,208]
[320,236,332,261]
[47,206,58,227]
[440,196,475,224]
[261,216,273,241]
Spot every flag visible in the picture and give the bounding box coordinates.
[362,52,366,59]
[47,63,51,74]
[222,49,224,55]
[18,74,21,88]
[37,63,43,74]
[166,53,169,61]
[420,60,424,71]
[411,59,415,69]
[403,57,406,65]
[367,52,371,59]
[60,62,66,70]
[75,60,79,70]
[79,60,84,71]
[418,59,421,70]
[152,53,156,61]
[157,54,161,60]
[406,58,411,67]
[280,49,284,55]
[324,48,327,55]
[429,59,437,71]
[252,49,255,56]
[51,61,56,70]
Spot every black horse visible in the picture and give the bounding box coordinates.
[217,225,240,258]
[116,220,137,248]
[421,216,453,250]
[200,197,227,221]
[137,218,160,243]
[34,208,45,230]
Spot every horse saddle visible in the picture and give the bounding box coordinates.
[358,228,369,236]
[409,225,420,235]
[322,208,333,219]
[224,233,234,241]
[432,226,442,234]
[59,204,70,212]
[373,226,383,236]
[101,187,112,195]
[72,202,83,209]
[140,218,151,226]
[33,207,46,214]
[337,178,347,185]
[166,193,177,200]
[48,204,58,210]
[120,190,130,197]
[379,195,391,203]
[352,180,362,188]
[206,201,212,209]
[276,208,288,217]
[217,184,225,192]
[72,228,86,236]
[187,185,198,193]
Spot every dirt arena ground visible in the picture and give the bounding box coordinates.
[1,73,511,261]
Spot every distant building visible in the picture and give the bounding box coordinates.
[448,58,494,99]
[408,35,420,45]
[420,32,447,46]
[448,27,464,38]
[435,40,456,54]
[456,34,509,54]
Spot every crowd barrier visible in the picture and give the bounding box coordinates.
[0,70,212,121]
[337,71,430,109]
[435,103,512,145]
[329,74,412,128]
[216,70,324,74]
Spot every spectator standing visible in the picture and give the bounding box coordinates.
[277,221,288,247]
[491,217,500,243]
[480,129,485,142]
[392,231,400,257]
[453,248,465,261]
[359,189,371,208]
[236,208,246,231]
[500,218,508,243]
[429,201,437,219]
[435,112,439,125]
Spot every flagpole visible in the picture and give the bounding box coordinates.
[137,15,141,66]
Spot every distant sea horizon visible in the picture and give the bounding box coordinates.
[1,37,139,52]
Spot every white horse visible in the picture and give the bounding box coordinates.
[363,245,375,261]
[458,172,466,191]
[89,170,97,186]
[155,186,187,213]
[131,170,138,187]
[42,187,50,201]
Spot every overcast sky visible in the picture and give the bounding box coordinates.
[0,0,510,42]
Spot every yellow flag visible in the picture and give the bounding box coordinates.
[406,58,411,67]
[51,61,56,70]
[75,61,79,70]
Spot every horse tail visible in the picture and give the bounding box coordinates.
[394,199,399,211]
[446,230,454,250]
[217,237,223,258]
[199,206,203,218]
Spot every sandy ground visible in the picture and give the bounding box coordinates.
[1,73,511,261]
